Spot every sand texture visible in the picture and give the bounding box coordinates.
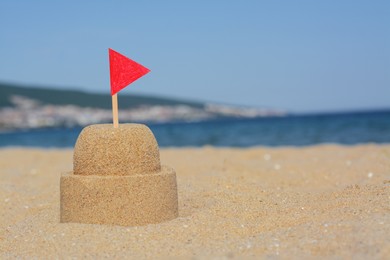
[1,144,390,259]
[74,124,161,176]
[60,167,178,226]
[61,124,178,226]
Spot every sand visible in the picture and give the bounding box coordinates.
[62,124,178,226]
[1,144,389,259]
[74,124,161,176]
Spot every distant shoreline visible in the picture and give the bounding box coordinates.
[1,110,389,148]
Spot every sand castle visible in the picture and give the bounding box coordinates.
[60,124,178,226]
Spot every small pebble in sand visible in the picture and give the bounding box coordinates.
[183,224,189,228]
[368,172,374,178]
[24,205,29,209]
[263,154,271,161]
[274,164,281,170]
[4,198,10,203]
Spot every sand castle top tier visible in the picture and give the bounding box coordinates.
[73,124,161,176]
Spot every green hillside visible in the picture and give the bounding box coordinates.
[0,82,204,109]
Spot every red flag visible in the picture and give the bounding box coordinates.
[109,48,150,95]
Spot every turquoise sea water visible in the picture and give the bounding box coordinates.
[1,110,389,148]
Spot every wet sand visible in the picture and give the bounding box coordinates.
[1,144,389,258]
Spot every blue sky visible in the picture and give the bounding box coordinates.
[0,1,389,113]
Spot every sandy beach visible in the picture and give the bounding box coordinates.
[1,144,389,259]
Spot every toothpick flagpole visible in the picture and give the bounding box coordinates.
[112,93,119,128]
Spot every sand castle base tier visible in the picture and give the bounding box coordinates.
[60,166,178,226]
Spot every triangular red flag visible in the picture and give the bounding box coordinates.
[109,48,150,95]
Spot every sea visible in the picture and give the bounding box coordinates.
[1,110,389,148]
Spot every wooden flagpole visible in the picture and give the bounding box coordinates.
[112,94,119,128]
